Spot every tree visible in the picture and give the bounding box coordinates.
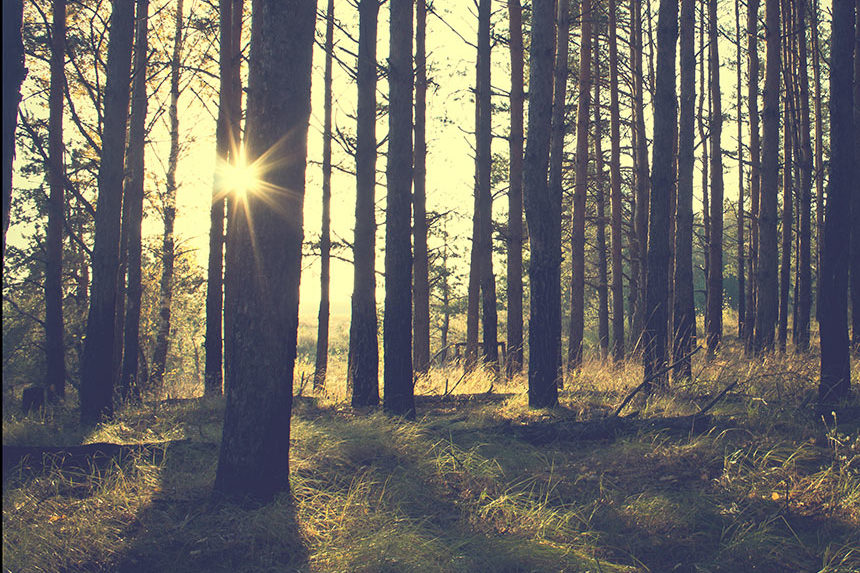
[314,0,335,389]
[413,0,431,374]
[79,0,135,425]
[214,0,316,502]
[383,0,415,418]
[45,0,67,400]
[745,0,761,354]
[778,0,793,352]
[568,0,591,371]
[735,0,746,340]
[673,0,696,380]
[811,0,824,316]
[643,0,678,390]
[524,0,559,408]
[705,0,724,357]
[608,0,626,362]
[120,0,151,401]
[851,0,860,350]
[593,27,609,359]
[754,0,780,354]
[818,0,855,405]
[506,0,525,375]
[2,0,26,263]
[795,0,814,351]
[349,0,380,408]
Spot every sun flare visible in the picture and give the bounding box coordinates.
[217,146,261,200]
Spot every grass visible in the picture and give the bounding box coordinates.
[3,345,859,572]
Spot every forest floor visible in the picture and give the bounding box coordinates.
[3,344,859,572]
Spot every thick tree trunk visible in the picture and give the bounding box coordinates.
[706,0,724,357]
[673,0,696,380]
[745,0,761,354]
[214,0,315,502]
[383,0,415,418]
[735,0,746,341]
[413,0,431,374]
[349,0,380,408]
[120,0,150,401]
[608,0,626,362]
[80,0,135,425]
[314,0,334,389]
[150,0,184,391]
[506,0,525,376]
[795,0,813,351]
[754,0,781,354]
[524,0,560,408]
[2,0,26,263]
[46,0,67,401]
[594,28,609,360]
[818,0,855,405]
[851,0,860,350]
[568,0,591,371]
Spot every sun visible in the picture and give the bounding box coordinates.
[216,146,260,201]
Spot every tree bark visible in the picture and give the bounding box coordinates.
[314,0,335,389]
[80,0,135,425]
[383,0,415,418]
[705,0,724,357]
[778,0,793,352]
[2,0,26,263]
[735,0,746,341]
[811,0,824,323]
[608,0,626,362]
[214,0,315,502]
[506,0,525,376]
[745,0,761,354]
[349,0,380,408]
[698,2,710,305]
[795,0,813,351]
[593,27,609,360]
[524,0,560,408]
[120,0,150,401]
[413,0,431,374]
[851,0,860,350]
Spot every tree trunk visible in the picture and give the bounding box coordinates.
[795,0,813,351]
[150,0,184,392]
[706,0,724,357]
[120,0,150,402]
[735,0,746,341]
[80,0,135,425]
[214,0,315,502]
[2,0,26,263]
[349,0,380,408]
[524,0,560,408]
[384,0,415,418]
[506,0,525,376]
[314,0,334,389]
[811,0,824,323]
[413,0,431,374]
[851,0,860,350]
[46,0,67,401]
[568,0,590,371]
[608,0,626,362]
[699,2,710,305]
[754,0,781,354]
[745,0,761,354]
[673,0,696,380]
[594,27,609,360]
[818,0,855,406]
[778,0,793,352]
[643,0,678,391]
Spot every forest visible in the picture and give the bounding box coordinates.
[2,0,859,571]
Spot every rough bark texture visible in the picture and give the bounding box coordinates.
[413,0,431,374]
[524,0,559,408]
[796,0,813,351]
[568,0,591,371]
[643,0,678,391]
[80,0,135,425]
[754,0,780,354]
[314,0,334,389]
[348,0,380,408]
[214,0,315,502]
[705,0,724,357]
[506,0,525,376]
[383,0,415,418]
[593,29,609,360]
[2,0,26,263]
[608,0,626,362]
[46,0,67,400]
[673,0,696,380]
[150,0,184,391]
[120,0,150,401]
[745,0,761,353]
[818,0,855,405]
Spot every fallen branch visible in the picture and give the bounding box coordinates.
[695,379,740,417]
[612,346,703,418]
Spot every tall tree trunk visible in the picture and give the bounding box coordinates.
[413,0,431,373]
[506,0,525,375]
[80,0,135,425]
[811,0,824,322]
[46,0,67,401]
[673,0,696,380]
[349,0,380,408]
[120,0,150,401]
[795,0,813,351]
[215,0,315,501]
[608,0,626,362]
[699,2,710,304]
[735,0,746,340]
[754,0,781,354]
[314,0,334,389]
[851,0,860,350]
[818,0,855,406]
[384,0,415,418]
[150,0,184,392]
[2,0,26,263]
[568,0,591,370]
[745,0,761,353]
[643,0,678,391]
[524,0,559,408]
[706,0,724,357]
[594,26,609,360]
[778,0,793,352]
